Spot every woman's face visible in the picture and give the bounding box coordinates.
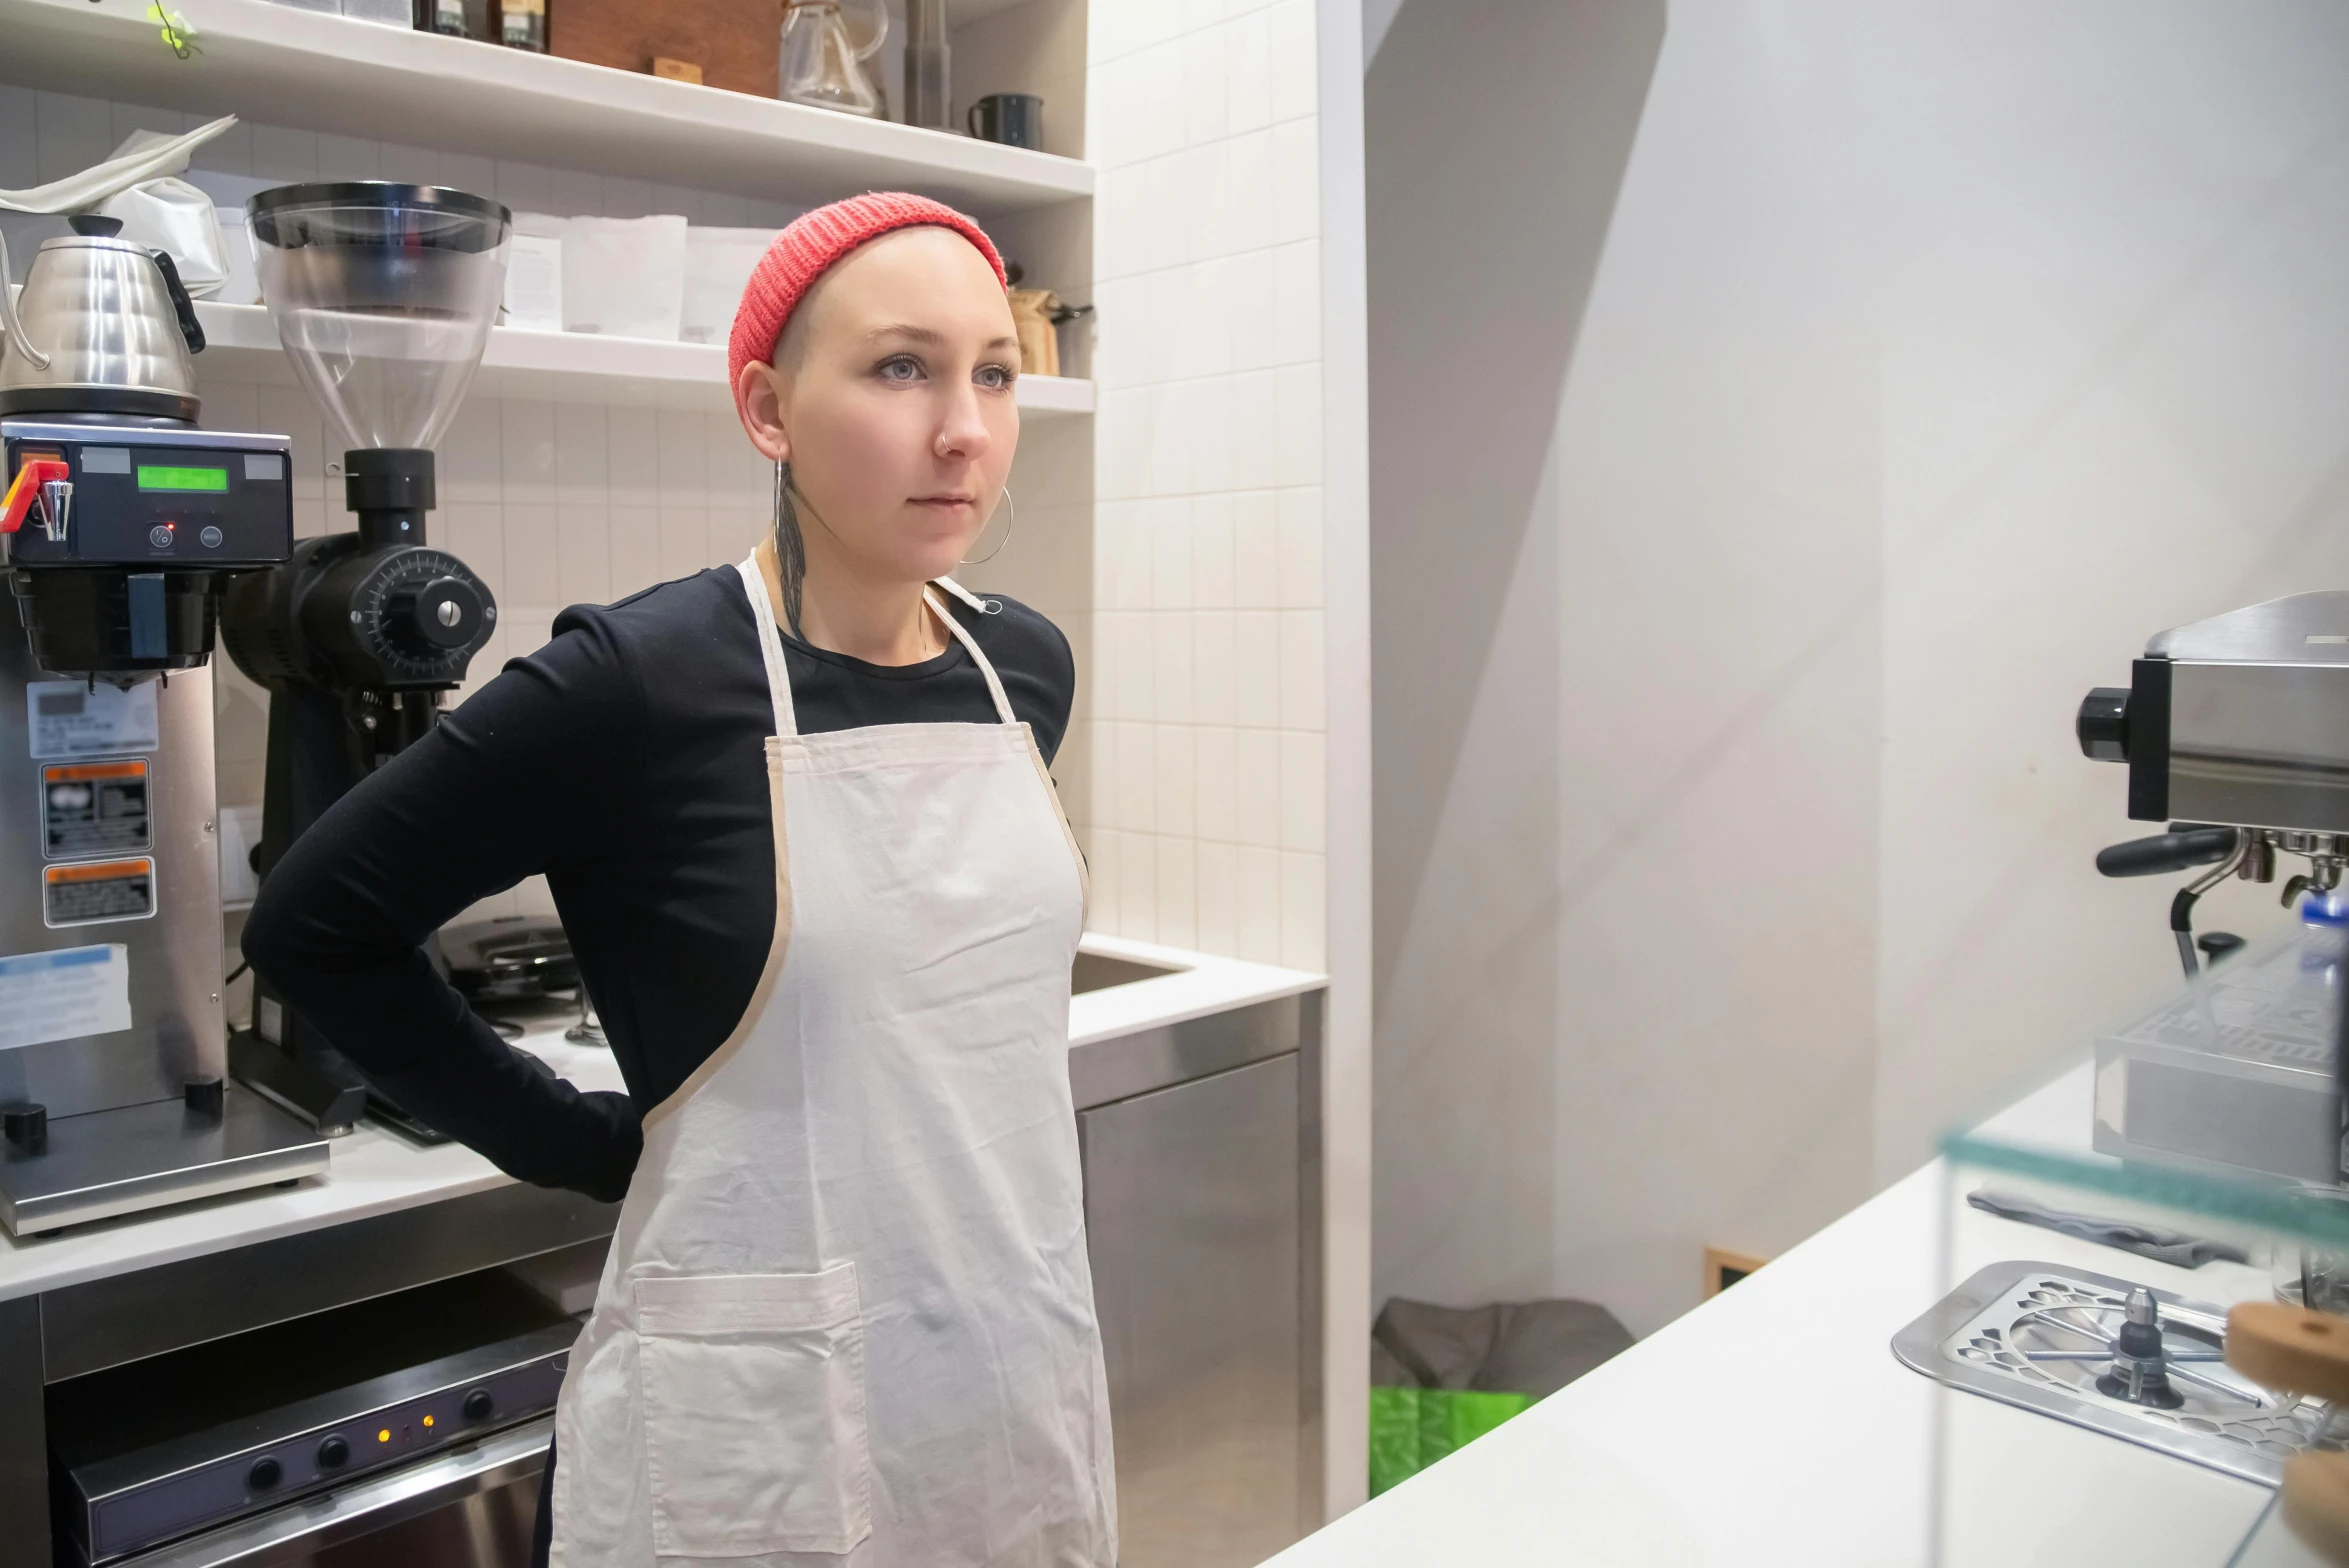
[736,226,1020,586]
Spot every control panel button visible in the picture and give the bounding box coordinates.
[146,524,174,549]
[462,1388,495,1422]
[317,1435,349,1470]
[199,525,223,549]
[247,1456,282,1491]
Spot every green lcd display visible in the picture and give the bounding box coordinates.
[135,465,229,493]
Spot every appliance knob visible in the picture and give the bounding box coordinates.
[462,1388,495,1422]
[386,574,484,654]
[317,1435,349,1470]
[1,1103,46,1150]
[2078,687,2131,762]
[248,1456,283,1491]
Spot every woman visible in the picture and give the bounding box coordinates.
[243,193,1116,1567]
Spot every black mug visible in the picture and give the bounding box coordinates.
[967,93,1043,150]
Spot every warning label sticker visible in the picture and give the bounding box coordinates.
[42,760,150,859]
[43,857,156,927]
[26,679,159,760]
[0,944,131,1051]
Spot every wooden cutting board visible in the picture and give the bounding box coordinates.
[553,0,780,99]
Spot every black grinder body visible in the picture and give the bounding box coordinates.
[221,449,496,1135]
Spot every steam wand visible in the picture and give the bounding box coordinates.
[2166,835,2251,981]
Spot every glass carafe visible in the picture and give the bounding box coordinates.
[779,0,889,118]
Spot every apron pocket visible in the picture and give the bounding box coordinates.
[634,1263,873,1558]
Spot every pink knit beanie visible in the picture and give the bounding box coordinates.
[727,192,1008,395]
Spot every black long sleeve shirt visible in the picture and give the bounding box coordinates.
[239,566,1075,1203]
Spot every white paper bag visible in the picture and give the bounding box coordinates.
[99,175,230,298]
[681,226,780,346]
[562,215,688,341]
[503,232,565,331]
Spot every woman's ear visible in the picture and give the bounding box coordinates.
[735,360,793,464]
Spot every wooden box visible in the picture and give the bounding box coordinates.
[553,0,779,99]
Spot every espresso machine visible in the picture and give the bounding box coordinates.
[2077,590,2349,1184]
[2078,591,2349,971]
[219,183,505,1138]
[0,220,329,1234]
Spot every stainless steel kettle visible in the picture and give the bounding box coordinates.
[0,214,206,422]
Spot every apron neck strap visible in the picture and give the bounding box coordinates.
[924,585,1018,725]
[737,547,1020,734]
[737,547,801,739]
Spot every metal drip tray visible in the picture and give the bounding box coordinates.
[1893,1261,2339,1485]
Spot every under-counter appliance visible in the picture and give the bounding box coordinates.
[219,183,507,1139]
[47,1269,577,1566]
[0,216,328,1236]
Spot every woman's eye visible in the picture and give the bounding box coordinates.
[975,363,1015,391]
[878,355,925,383]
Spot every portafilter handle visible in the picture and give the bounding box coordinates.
[2095,827,2240,877]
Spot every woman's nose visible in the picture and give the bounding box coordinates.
[934,382,993,461]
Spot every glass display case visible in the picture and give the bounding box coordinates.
[1910,918,2349,1566]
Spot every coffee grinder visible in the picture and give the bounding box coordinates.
[0,222,329,1234]
[220,184,506,1138]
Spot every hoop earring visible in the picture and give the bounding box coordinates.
[960,486,1015,566]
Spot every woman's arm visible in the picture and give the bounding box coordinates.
[240,613,647,1201]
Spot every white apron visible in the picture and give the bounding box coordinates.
[549,551,1116,1567]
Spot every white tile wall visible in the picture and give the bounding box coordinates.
[1086,0,1325,970]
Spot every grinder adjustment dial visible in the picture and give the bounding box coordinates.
[341,548,497,686]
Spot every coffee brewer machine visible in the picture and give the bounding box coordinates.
[0,221,329,1234]
[220,183,505,1138]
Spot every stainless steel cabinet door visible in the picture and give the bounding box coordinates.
[1081,1053,1305,1568]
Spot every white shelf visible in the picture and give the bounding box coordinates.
[191,301,1095,417]
[0,0,1092,215]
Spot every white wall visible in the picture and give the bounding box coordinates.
[1086,0,1363,1518]
[1083,0,1331,970]
[1371,0,2349,1337]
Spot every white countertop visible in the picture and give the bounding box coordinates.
[1066,931,1323,1047]
[1268,1058,2290,1568]
[0,934,1323,1305]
